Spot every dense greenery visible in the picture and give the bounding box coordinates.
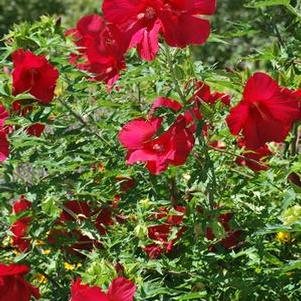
[0,1,300,300]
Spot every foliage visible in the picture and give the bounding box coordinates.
[0,1,301,300]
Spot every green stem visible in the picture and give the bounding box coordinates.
[291,124,299,156]
[58,98,111,147]
[286,4,301,20]
[164,45,186,103]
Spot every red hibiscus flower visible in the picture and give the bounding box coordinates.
[123,115,194,174]
[68,15,128,87]
[226,72,301,149]
[70,277,136,301]
[25,123,45,137]
[235,139,272,172]
[10,196,32,252]
[119,97,195,174]
[144,206,186,259]
[13,195,32,214]
[60,200,92,222]
[12,49,59,104]
[0,130,9,162]
[184,81,231,133]
[192,81,231,106]
[48,200,94,255]
[0,263,40,301]
[102,0,216,61]
[116,176,136,193]
[11,101,46,137]
[205,211,243,251]
[95,207,115,235]
[49,200,119,255]
[11,219,31,252]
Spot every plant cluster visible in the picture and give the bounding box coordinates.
[0,1,301,300]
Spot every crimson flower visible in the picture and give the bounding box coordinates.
[12,49,59,104]
[235,139,271,172]
[102,0,216,61]
[119,97,195,174]
[226,72,301,149]
[48,200,94,255]
[49,200,119,255]
[95,207,115,235]
[205,212,242,251]
[116,176,136,193]
[183,81,230,134]
[25,123,45,137]
[70,277,136,301]
[11,101,46,137]
[144,206,186,259]
[120,115,194,174]
[60,200,92,222]
[192,81,230,106]
[13,195,32,214]
[0,263,40,301]
[10,196,32,252]
[11,219,31,252]
[0,130,9,162]
[68,15,128,87]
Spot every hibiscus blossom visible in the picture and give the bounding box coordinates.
[12,101,46,137]
[102,0,216,61]
[119,115,194,174]
[192,81,231,106]
[12,49,59,104]
[235,139,271,172]
[144,206,186,259]
[67,14,129,87]
[205,211,243,251]
[0,264,40,301]
[226,72,301,149]
[70,277,136,301]
[119,97,195,174]
[10,196,32,252]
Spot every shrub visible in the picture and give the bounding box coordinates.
[0,1,301,300]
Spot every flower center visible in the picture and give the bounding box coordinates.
[153,143,165,153]
[105,67,113,74]
[138,7,156,21]
[28,69,39,87]
[105,38,113,45]
[252,102,268,120]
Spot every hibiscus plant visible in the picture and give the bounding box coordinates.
[0,1,301,301]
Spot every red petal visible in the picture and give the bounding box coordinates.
[0,130,9,162]
[226,102,249,136]
[119,117,162,149]
[168,0,216,14]
[77,15,105,36]
[70,278,108,301]
[107,277,136,301]
[149,97,182,116]
[130,20,161,61]
[243,72,279,103]
[161,13,211,48]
